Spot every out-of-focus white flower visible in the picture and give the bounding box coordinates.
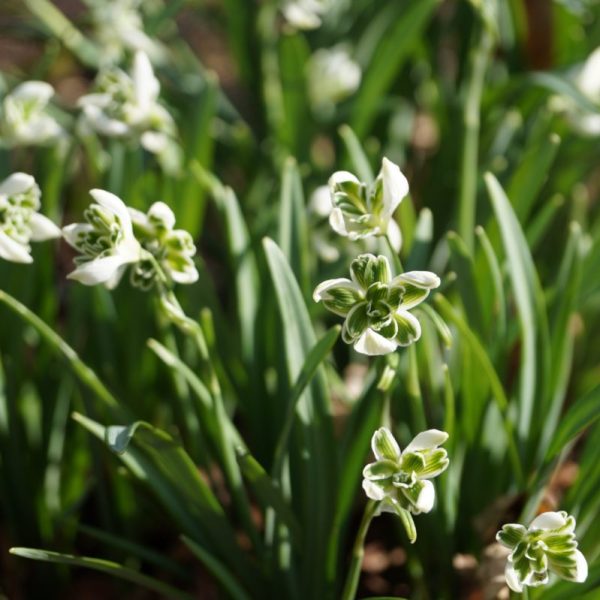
[0,173,60,263]
[496,511,588,593]
[282,0,329,30]
[313,253,440,355]
[308,46,361,113]
[78,51,180,171]
[0,82,64,147]
[328,157,408,252]
[63,189,142,288]
[84,0,165,65]
[128,201,198,289]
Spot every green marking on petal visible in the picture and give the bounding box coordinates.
[345,302,369,339]
[394,311,421,346]
[371,427,401,461]
[363,459,398,481]
[350,254,391,288]
[497,524,527,549]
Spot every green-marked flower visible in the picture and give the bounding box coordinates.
[313,253,440,355]
[63,189,142,288]
[129,201,198,289]
[363,427,449,539]
[0,81,63,148]
[496,511,588,593]
[328,157,408,252]
[0,173,60,263]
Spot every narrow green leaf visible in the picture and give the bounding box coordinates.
[339,124,374,182]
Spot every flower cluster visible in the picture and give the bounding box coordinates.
[63,190,197,290]
[0,82,63,148]
[78,51,179,171]
[0,173,60,263]
[496,511,588,593]
[313,254,440,355]
[328,158,408,252]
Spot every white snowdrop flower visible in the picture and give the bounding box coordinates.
[0,82,64,147]
[0,173,60,263]
[308,46,361,113]
[497,511,588,593]
[328,157,409,252]
[63,189,142,288]
[282,0,329,30]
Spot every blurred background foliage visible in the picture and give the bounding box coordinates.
[1,0,600,598]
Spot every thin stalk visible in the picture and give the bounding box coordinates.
[385,234,404,273]
[340,500,378,600]
[458,21,493,252]
[407,345,427,431]
[0,289,121,416]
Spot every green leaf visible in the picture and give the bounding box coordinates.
[9,547,194,600]
[339,124,374,182]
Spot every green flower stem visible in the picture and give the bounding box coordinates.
[0,289,122,417]
[340,500,378,600]
[385,233,404,273]
[407,344,427,432]
[457,17,494,253]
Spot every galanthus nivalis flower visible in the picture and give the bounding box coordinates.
[328,157,408,252]
[313,254,440,355]
[0,82,63,147]
[308,46,361,113]
[128,201,198,289]
[63,189,142,288]
[496,511,588,593]
[78,51,179,171]
[0,173,60,263]
[363,427,449,541]
[282,0,328,30]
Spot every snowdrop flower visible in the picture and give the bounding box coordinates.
[308,46,361,113]
[282,0,329,30]
[63,189,142,288]
[78,51,179,170]
[85,0,165,66]
[329,157,408,252]
[496,511,588,593]
[313,254,440,355]
[0,173,60,263]
[128,201,198,289]
[363,427,449,540]
[0,82,63,147]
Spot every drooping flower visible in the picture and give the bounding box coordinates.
[308,46,361,114]
[78,51,180,171]
[282,0,329,30]
[0,173,61,263]
[0,81,64,147]
[62,189,142,288]
[363,427,449,540]
[328,157,408,252]
[496,511,588,593]
[128,201,198,289]
[313,253,440,355]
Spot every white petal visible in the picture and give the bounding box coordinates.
[67,255,132,286]
[394,309,422,346]
[328,208,349,236]
[386,218,402,253]
[362,478,386,501]
[127,207,148,228]
[529,511,568,531]
[371,427,401,462]
[89,189,133,233]
[309,185,332,218]
[141,131,168,154]
[282,4,322,29]
[415,480,435,513]
[0,231,32,263]
[328,170,360,192]
[11,81,54,104]
[29,213,61,241]
[404,429,449,453]
[62,223,94,249]
[505,562,524,593]
[571,549,588,583]
[170,265,199,284]
[148,201,176,230]
[577,46,600,98]
[0,172,35,196]
[354,328,398,356]
[133,51,159,107]
[380,157,409,219]
[313,277,361,302]
[391,270,441,290]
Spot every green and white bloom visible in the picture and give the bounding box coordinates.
[0,173,60,263]
[313,254,440,355]
[129,201,198,289]
[308,46,361,115]
[363,427,449,532]
[63,189,142,288]
[496,511,588,593]
[78,51,179,169]
[0,81,63,147]
[328,157,408,252]
[282,0,329,30]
